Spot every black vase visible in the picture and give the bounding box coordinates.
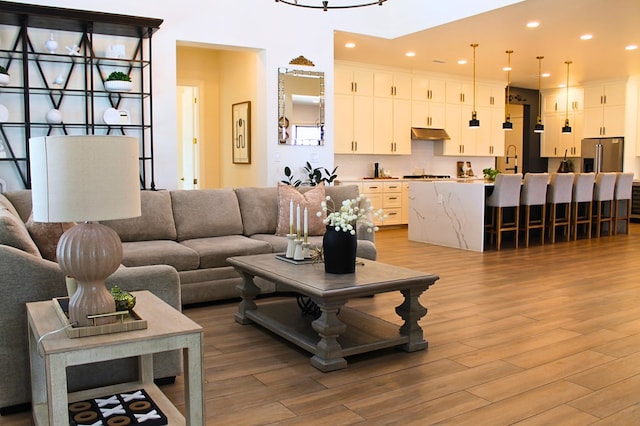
[322,225,357,274]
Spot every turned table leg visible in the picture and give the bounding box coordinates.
[234,271,260,325]
[310,300,347,371]
[396,287,429,351]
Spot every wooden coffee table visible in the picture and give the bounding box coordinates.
[227,254,439,372]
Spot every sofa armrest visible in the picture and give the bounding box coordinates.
[106,264,181,311]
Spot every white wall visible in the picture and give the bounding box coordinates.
[1,0,519,190]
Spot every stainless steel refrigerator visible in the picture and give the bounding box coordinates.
[581,137,624,173]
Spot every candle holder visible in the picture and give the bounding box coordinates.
[286,234,296,258]
[293,239,304,260]
[302,242,311,259]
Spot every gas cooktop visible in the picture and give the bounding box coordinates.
[403,174,451,179]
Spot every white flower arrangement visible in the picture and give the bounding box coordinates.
[317,195,386,235]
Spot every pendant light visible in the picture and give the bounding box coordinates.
[502,50,513,130]
[562,60,573,133]
[469,43,479,128]
[533,56,544,133]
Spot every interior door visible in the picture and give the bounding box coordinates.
[177,86,200,189]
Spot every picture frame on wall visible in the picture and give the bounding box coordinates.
[232,101,251,164]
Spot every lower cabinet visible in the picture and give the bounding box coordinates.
[339,180,408,225]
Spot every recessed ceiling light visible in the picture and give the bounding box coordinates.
[580,34,593,40]
[405,51,416,57]
[527,21,540,28]
[502,66,512,71]
[542,73,551,78]
[345,42,356,48]
[626,44,638,50]
[457,59,467,65]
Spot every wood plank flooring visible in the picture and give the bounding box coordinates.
[3,225,640,425]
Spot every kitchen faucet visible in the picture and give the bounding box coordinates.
[505,144,518,174]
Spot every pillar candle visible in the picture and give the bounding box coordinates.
[296,204,301,237]
[304,207,308,242]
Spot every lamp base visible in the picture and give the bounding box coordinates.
[57,222,122,327]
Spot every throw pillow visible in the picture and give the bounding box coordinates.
[26,213,76,261]
[275,183,326,236]
[0,208,42,257]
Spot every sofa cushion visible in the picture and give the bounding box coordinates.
[234,187,278,236]
[0,192,22,219]
[25,214,76,261]
[322,185,360,206]
[0,208,41,257]
[180,235,272,268]
[120,240,200,271]
[102,190,177,242]
[171,189,244,241]
[275,183,326,236]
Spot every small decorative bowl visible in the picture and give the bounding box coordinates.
[104,80,133,92]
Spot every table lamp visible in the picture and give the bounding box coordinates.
[29,135,141,327]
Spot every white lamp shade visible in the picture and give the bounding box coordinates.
[29,135,141,222]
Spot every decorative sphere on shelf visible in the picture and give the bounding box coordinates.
[44,32,58,54]
[45,108,62,124]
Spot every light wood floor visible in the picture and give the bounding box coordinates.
[4,225,640,425]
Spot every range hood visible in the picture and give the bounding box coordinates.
[411,127,450,141]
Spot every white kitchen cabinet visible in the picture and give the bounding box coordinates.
[477,83,504,108]
[442,103,476,155]
[381,181,403,225]
[373,97,411,155]
[475,105,506,157]
[334,64,374,96]
[374,70,412,99]
[401,181,410,224]
[411,75,446,129]
[446,79,475,105]
[541,87,584,157]
[334,93,374,154]
[583,81,626,137]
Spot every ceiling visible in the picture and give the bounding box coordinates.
[334,0,640,90]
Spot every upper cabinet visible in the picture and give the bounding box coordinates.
[334,64,374,154]
[541,87,584,158]
[335,64,374,96]
[373,70,411,99]
[411,75,446,129]
[0,2,162,189]
[583,80,626,138]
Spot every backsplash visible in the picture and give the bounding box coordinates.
[335,141,496,179]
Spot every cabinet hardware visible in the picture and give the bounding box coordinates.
[604,95,607,104]
[354,82,358,93]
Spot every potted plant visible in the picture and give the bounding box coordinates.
[0,65,9,86]
[104,71,132,92]
[482,167,500,181]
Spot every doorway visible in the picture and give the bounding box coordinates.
[177,85,200,189]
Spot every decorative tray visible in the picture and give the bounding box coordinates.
[53,297,147,338]
[69,389,167,426]
[275,253,316,265]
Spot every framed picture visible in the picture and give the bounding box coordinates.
[232,101,251,164]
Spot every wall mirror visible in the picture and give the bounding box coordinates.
[278,67,324,145]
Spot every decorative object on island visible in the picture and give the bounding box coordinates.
[562,60,573,133]
[232,101,251,164]
[534,56,545,133]
[482,167,500,181]
[44,32,57,54]
[469,43,480,128]
[0,65,9,86]
[104,71,133,92]
[29,135,141,328]
[275,0,387,11]
[318,195,385,273]
[502,50,514,130]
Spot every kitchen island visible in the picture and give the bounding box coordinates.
[408,179,493,252]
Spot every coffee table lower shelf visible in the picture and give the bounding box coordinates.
[243,298,409,361]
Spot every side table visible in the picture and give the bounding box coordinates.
[27,290,204,425]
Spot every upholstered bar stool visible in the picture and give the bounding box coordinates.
[519,172,549,247]
[592,172,617,237]
[546,172,574,243]
[613,172,634,234]
[486,173,523,250]
[571,173,596,239]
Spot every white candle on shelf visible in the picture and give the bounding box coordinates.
[296,204,301,238]
[304,207,308,242]
[289,199,294,234]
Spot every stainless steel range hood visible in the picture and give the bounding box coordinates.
[411,127,450,141]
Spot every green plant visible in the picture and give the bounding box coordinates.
[281,162,338,187]
[482,167,500,181]
[0,65,8,75]
[106,71,131,82]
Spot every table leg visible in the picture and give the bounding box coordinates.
[184,333,205,425]
[396,287,429,351]
[235,271,260,324]
[310,300,347,371]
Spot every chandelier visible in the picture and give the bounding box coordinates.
[275,0,387,11]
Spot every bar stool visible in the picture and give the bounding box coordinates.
[520,172,549,247]
[546,172,574,243]
[592,172,617,237]
[486,173,522,250]
[613,172,634,234]
[571,173,596,239]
